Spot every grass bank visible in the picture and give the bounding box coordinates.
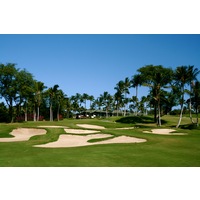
[0,115,200,166]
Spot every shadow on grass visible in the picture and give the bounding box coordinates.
[116,116,154,124]
[179,123,200,130]
[116,116,168,126]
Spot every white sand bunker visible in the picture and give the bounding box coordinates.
[76,124,105,130]
[115,127,135,130]
[94,136,146,145]
[34,134,112,148]
[143,129,186,135]
[34,134,146,148]
[0,128,46,142]
[38,126,68,128]
[64,129,100,134]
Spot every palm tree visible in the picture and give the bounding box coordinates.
[114,90,123,116]
[56,89,65,121]
[174,66,190,128]
[100,91,113,118]
[191,81,200,126]
[131,74,143,115]
[114,78,130,116]
[82,93,89,110]
[47,84,59,121]
[140,96,149,115]
[34,81,46,121]
[138,65,173,126]
[88,95,94,110]
[187,66,200,123]
[75,93,83,109]
[129,96,137,114]
[65,97,72,118]
[123,77,130,116]
[114,81,124,116]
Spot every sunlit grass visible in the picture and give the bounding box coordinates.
[0,115,199,166]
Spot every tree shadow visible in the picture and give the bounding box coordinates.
[116,116,154,124]
[116,116,168,126]
[179,123,199,130]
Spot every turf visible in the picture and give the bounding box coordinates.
[0,115,200,167]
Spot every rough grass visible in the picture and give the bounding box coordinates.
[0,115,200,166]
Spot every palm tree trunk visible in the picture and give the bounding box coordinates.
[189,101,194,123]
[24,101,28,122]
[9,104,14,123]
[57,104,60,121]
[154,103,157,123]
[124,92,127,116]
[117,102,119,117]
[189,85,194,123]
[176,88,184,128]
[50,103,53,121]
[136,86,138,115]
[37,106,40,121]
[157,99,161,126]
[176,105,184,128]
[33,105,36,122]
[196,104,199,127]
[25,109,27,122]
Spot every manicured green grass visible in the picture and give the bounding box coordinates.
[0,115,200,166]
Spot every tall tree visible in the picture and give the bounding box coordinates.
[114,90,123,116]
[56,89,65,121]
[100,91,113,118]
[187,66,200,123]
[15,69,35,121]
[0,63,18,122]
[138,65,173,126]
[191,81,200,126]
[34,81,47,121]
[88,95,94,110]
[47,84,59,121]
[131,74,143,115]
[114,78,130,116]
[70,94,81,114]
[82,93,89,110]
[114,80,124,115]
[174,66,191,128]
[139,96,149,115]
[123,77,130,116]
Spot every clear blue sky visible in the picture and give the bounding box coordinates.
[0,34,200,99]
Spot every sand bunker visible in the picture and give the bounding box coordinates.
[64,129,100,134]
[115,127,135,130]
[94,136,146,145]
[38,126,68,128]
[34,134,146,148]
[34,134,112,148]
[143,129,186,135]
[0,128,47,142]
[76,124,105,129]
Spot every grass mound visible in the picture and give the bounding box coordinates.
[116,116,154,124]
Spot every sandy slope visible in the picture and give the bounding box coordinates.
[143,129,186,135]
[64,129,100,134]
[76,124,105,129]
[34,134,112,148]
[0,128,47,142]
[38,126,68,128]
[0,125,147,148]
[34,134,147,148]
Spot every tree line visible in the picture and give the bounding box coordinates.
[0,63,199,127]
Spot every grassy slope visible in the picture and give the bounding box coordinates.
[0,115,200,167]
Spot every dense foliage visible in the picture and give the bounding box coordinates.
[0,63,199,127]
